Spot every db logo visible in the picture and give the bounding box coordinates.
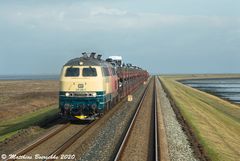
[78,84,84,88]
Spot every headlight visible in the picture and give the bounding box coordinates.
[65,92,70,97]
[92,93,97,97]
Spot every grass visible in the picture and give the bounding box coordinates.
[0,105,59,142]
[160,76,240,161]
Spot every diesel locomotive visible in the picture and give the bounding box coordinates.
[59,52,149,120]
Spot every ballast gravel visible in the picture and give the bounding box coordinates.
[157,80,199,161]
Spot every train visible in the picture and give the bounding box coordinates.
[59,52,149,120]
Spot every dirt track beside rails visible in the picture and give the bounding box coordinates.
[0,80,58,120]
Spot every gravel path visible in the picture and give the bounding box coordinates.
[157,79,199,161]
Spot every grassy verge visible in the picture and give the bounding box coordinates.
[160,76,240,161]
[0,105,59,142]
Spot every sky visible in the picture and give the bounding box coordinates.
[0,0,240,75]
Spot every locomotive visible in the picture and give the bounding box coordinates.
[59,52,149,120]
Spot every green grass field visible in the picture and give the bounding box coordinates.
[0,105,58,142]
[160,75,240,161]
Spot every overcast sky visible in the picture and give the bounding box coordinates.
[0,0,240,75]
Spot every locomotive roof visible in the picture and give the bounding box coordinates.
[64,57,112,67]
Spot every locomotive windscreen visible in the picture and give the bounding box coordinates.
[65,67,80,77]
[82,67,97,77]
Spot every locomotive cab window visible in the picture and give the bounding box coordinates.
[65,67,80,77]
[82,67,97,77]
[102,67,110,76]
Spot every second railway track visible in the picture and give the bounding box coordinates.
[113,76,168,161]
[9,121,97,161]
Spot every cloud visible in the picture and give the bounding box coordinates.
[0,3,239,31]
[90,7,128,16]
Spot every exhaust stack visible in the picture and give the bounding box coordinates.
[97,54,102,60]
[90,52,96,58]
[82,52,88,58]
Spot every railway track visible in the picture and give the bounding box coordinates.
[154,77,159,161]
[113,77,162,161]
[11,122,71,160]
[45,122,96,161]
[8,121,98,161]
